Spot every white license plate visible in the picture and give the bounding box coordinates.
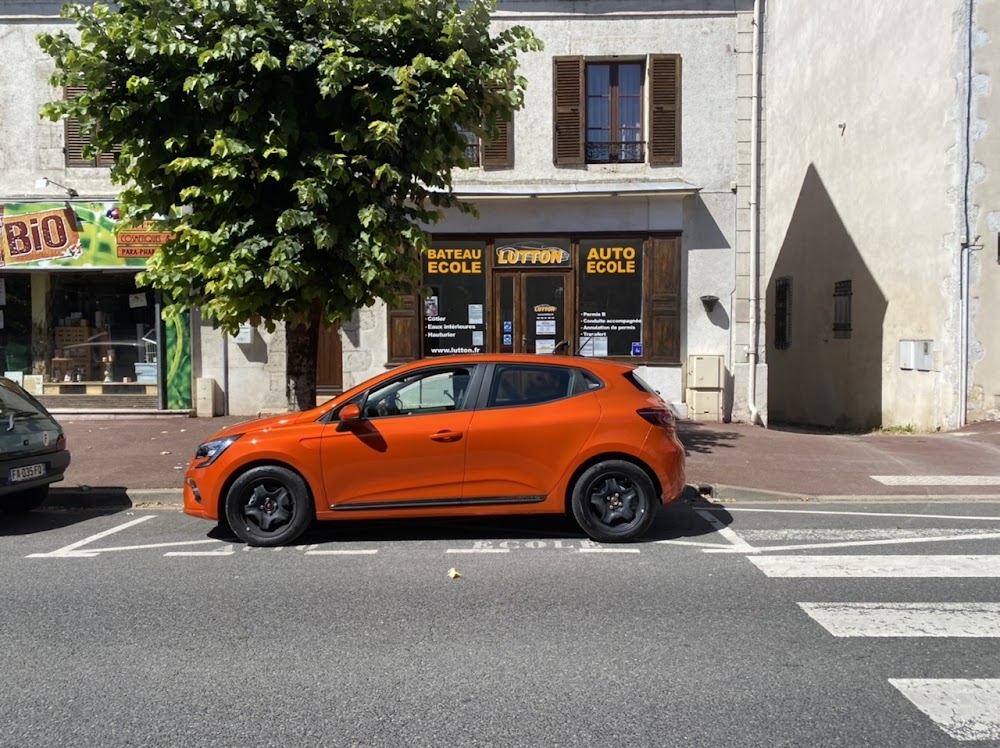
[10,464,45,482]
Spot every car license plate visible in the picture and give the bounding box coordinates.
[10,464,45,482]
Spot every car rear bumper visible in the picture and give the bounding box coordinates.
[0,448,71,495]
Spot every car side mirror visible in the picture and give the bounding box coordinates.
[337,402,362,431]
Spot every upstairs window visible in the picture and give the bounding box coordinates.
[553,54,681,166]
[63,86,120,168]
[586,62,643,163]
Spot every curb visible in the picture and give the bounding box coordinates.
[46,487,183,510]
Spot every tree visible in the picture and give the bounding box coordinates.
[39,0,541,410]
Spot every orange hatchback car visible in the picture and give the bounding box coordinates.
[183,354,686,546]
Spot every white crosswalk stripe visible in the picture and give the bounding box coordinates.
[889,679,1000,741]
[799,602,1000,637]
[750,554,1000,577]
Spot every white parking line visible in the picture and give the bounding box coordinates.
[578,548,639,554]
[306,549,379,555]
[719,507,1000,521]
[890,679,1000,741]
[446,548,510,554]
[27,516,156,558]
[799,602,1000,637]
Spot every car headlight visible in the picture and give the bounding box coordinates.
[193,434,243,467]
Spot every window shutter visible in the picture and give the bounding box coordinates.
[648,54,681,165]
[643,236,681,363]
[63,86,120,168]
[64,86,92,167]
[481,112,513,169]
[552,56,585,165]
[387,293,420,363]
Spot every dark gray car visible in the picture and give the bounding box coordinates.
[0,377,71,513]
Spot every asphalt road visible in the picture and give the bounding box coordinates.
[2,499,1000,747]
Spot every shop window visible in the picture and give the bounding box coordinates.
[421,240,487,357]
[833,280,852,339]
[63,86,121,168]
[553,54,680,166]
[577,239,643,357]
[774,276,792,350]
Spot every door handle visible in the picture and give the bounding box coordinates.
[430,430,463,442]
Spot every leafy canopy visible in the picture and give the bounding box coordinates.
[39,0,541,333]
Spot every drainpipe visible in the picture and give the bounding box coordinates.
[958,0,975,427]
[746,0,764,426]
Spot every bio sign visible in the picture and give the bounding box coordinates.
[0,202,170,268]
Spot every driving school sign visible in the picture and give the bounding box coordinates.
[0,202,171,268]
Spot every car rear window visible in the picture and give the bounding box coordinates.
[0,379,48,417]
[623,371,660,396]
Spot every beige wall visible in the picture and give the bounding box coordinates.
[764,0,969,429]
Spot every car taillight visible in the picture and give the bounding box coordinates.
[637,407,676,428]
[56,433,66,450]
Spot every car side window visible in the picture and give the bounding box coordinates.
[487,365,575,407]
[362,367,473,418]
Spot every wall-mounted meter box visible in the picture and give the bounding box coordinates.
[899,340,933,371]
[686,355,724,389]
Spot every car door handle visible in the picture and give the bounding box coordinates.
[430,430,463,442]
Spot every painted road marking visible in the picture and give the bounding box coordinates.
[447,548,510,554]
[873,475,1000,486]
[716,507,1000,522]
[741,528,1000,541]
[704,530,1000,554]
[799,602,1000,637]
[27,516,157,558]
[165,546,236,557]
[306,549,379,555]
[750,555,1000,577]
[889,679,1000,741]
[693,508,755,551]
[578,548,640,554]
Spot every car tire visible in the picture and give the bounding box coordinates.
[224,466,314,547]
[0,485,49,514]
[571,460,657,543]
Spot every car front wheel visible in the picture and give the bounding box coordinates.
[571,460,657,543]
[0,485,49,513]
[224,466,314,547]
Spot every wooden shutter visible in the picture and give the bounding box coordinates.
[648,54,681,165]
[63,86,120,168]
[643,236,681,363]
[481,112,513,169]
[387,293,420,363]
[552,57,585,165]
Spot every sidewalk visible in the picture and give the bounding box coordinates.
[45,414,1000,509]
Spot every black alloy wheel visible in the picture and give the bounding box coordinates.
[224,465,314,547]
[570,460,657,543]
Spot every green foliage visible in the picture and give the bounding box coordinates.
[39,0,541,334]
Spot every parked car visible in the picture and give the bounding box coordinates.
[0,377,71,513]
[184,354,686,546]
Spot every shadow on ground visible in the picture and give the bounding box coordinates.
[209,496,734,547]
[677,421,741,455]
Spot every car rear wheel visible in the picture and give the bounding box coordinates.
[571,460,657,543]
[0,485,49,513]
[224,466,314,547]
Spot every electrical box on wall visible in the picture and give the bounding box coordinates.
[899,340,933,371]
[686,355,724,389]
[686,389,721,422]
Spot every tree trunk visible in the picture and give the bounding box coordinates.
[285,302,321,412]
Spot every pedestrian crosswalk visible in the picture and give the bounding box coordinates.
[735,513,1000,742]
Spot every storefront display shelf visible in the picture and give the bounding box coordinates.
[41,382,158,397]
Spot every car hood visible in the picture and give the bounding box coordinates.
[205,411,310,441]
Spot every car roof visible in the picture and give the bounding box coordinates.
[399,353,636,375]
